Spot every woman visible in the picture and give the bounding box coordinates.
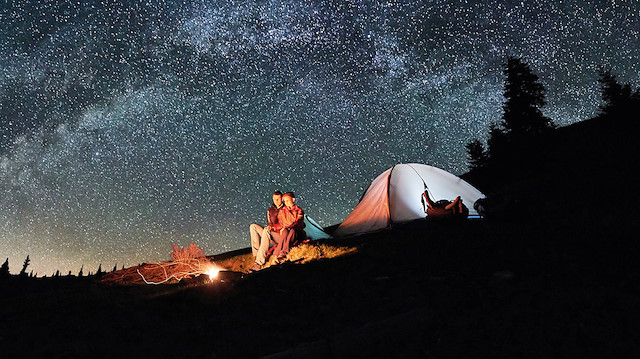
[269,192,306,262]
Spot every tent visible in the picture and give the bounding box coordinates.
[303,215,332,240]
[334,163,485,237]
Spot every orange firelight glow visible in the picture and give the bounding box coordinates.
[206,267,220,281]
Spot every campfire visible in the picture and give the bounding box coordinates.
[137,242,221,284]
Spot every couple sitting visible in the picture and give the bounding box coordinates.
[249,191,306,272]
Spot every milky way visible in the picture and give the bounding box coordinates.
[1,0,638,275]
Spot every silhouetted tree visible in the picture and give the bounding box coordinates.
[78,265,84,278]
[0,258,9,277]
[598,70,631,113]
[500,57,555,138]
[466,139,488,171]
[96,264,104,277]
[486,57,555,174]
[19,255,30,277]
[598,70,640,125]
[54,270,60,277]
[112,264,117,272]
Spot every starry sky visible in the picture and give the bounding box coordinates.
[1,0,638,276]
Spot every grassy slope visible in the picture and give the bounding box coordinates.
[1,116,639,358]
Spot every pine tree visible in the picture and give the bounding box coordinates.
[500,57,555,138]
[486,57,556,176]
[0,258,9,277]
[466,139,488,171]
[19,255,30,277]
[78,265,84,278]
[597,70,640,125]
[96,264,103,277]
[598,70,631,114]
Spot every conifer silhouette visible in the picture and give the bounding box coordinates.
[465,139,488,171]
[500,57,555,137]
[598,70,632,114]
[597,70,640,129]
[20,255,30,277]
[0,258,9,277]
[485,57,555,174]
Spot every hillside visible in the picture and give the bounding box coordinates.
[1,115,639,358]
[464,114,640,221]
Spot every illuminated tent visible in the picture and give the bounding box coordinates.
[334,163,485,237]
[303,215,332,240]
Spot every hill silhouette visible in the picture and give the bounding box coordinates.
[1,114,639,358]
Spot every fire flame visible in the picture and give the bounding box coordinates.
[205,266,220,281]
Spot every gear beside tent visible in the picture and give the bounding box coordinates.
[334,163,486,237]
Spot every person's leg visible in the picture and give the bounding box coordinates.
[423,191,435,208]
[293,229,307,246]
[272,229,289,258]
[249,223,264,257]
[445,196,462,213]
[254,227,275,266]
[279,229,296,257]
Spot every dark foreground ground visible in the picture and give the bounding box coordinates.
[1,213,639,358]
[2,116,640,358]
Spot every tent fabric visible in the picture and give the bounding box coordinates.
[334,163,485,237]
[303,215,332,240]
[335,168,393,236]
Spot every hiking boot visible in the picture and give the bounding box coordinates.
[249,262,262,272]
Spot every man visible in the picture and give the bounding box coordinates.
[422,190,469,219]
[249,191,284,272]
[268,192,306,263]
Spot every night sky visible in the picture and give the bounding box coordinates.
[1,0,638,276]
